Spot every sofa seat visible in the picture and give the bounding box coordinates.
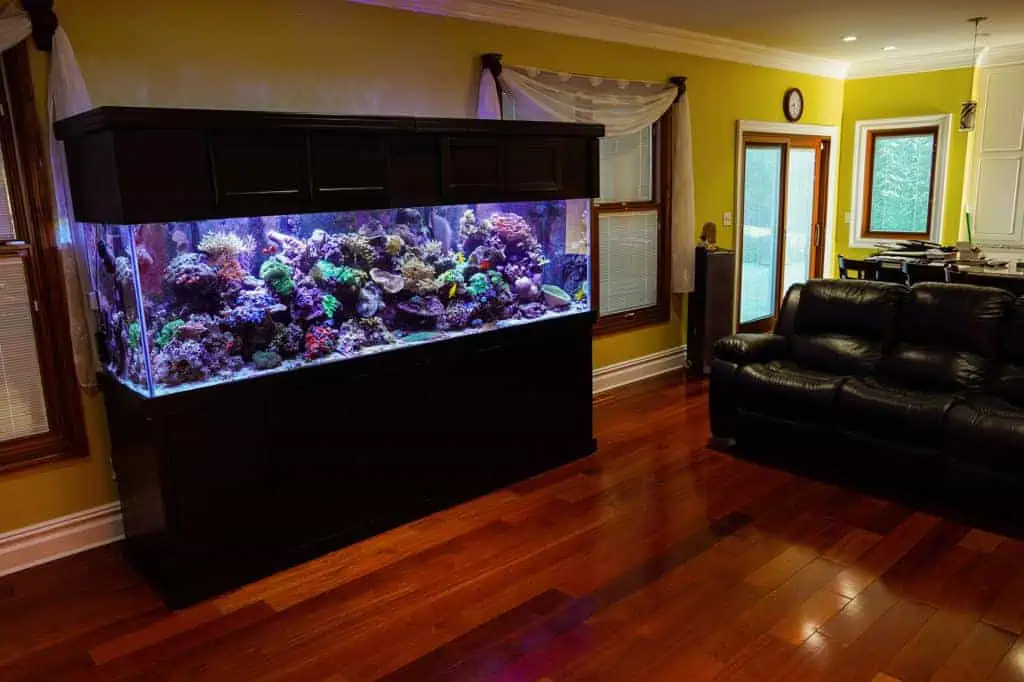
[733,360,846,424]
[947,395,1024,469]
[836,377,958,451]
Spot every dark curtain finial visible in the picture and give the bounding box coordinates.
[22,0,58,52]
[482,53,503,79]
[669,76,687,102]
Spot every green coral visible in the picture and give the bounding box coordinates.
[467,272,490,298]
[259,256,295,296]
[435,268,465,287]
[322,294,340,319]
[127,321,141,349]
[311,260,367,288]
[488,270,509,293]
[155,319,185,348]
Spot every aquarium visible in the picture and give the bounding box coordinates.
[88,200,591,397]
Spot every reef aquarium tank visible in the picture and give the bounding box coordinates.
[90,201,591,396]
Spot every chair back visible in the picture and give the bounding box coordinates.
[837,256,881,281]
[901,262,948,285]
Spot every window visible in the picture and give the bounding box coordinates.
[0,43,85,470]
[591,111,672,334]
[862,127,938,237]
[850,115,951,248]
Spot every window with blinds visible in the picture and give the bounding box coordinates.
[591,112,671,333]
[0,42,84,470]
[0,257,48,442]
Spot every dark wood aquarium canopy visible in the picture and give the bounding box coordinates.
[56,107,603,607]
[54,107,603,224]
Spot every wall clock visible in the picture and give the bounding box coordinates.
[784,87,804,122]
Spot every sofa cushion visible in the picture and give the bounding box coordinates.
[714,333,789,365]
[946,395,1024,470]
[882,283,1014,392]
[733,360,845,423]
[790,280,905,375]
[836,377,958,451]
[990,298,1024,405]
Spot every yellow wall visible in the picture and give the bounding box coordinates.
[836,68,974,259]
[2,0,845,532]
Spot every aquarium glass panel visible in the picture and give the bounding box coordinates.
[90,200,591,397]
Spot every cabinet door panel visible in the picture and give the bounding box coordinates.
[311,133,389,207]
[442,137,504,201]
[507,137,563,195]
[212,132,309,213]
[976,157,1023,244]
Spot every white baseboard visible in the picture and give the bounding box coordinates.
[0,502,124,578]
[592,345,687,394]
[0,347,685,577]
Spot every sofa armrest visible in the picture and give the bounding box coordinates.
[713,333,788,364]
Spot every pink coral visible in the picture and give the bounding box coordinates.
[303,325,338,360]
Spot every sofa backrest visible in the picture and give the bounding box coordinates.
[991,297,1024,404]
[882,283,1014,392]
[790,279,906,375]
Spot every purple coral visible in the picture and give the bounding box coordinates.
[439,301,476,330]
[271,322,305,358]
[164,253,218,297]
[152,339,208,386]
[291,278,326,322]
[396,295,444,328]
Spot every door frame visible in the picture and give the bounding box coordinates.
[733,120,840,333]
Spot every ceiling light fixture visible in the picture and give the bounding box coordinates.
[842,35,858,42]
[960,17,987,132]
[882,46,897,51]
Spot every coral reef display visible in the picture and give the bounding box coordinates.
[92,201,590,395]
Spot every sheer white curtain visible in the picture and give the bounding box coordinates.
[0,3,95,388]
[480,64,696,293]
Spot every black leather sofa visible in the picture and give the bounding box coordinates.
[711,280,1024,487]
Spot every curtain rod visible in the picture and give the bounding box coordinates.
[481,53,686,98]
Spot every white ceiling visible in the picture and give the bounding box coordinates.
[538,0,1024,63]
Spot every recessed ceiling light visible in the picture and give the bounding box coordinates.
[882,45,897,51]
[842,35,858,42]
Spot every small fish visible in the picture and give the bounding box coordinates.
[574,289,586,301]
[449,282,458,299]
[455,252,466,265]
[262,244,278,256]
[479,259,491,271]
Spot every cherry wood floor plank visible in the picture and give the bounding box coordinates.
[927,622,1015,682]
[1,379,1024,682]
[883,609,977,682]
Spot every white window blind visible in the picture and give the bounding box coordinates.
[599,211,659,316]
[0,256,48,443]
[0,145,14,241]
[598,128,652,203]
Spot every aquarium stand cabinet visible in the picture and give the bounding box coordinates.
[103,311,595,607]
[57,108,603,607]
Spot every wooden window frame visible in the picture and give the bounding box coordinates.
[860,125,939,240]
[591,108,672,336]
[0,42,87,472]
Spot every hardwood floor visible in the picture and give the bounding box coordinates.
[3,376,1024,681]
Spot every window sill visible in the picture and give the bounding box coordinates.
[0,432,89,475]
[594,305,671,336]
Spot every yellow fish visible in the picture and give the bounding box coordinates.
[575,289,586,301]
[449,282,458,298]
[455,252,466,264]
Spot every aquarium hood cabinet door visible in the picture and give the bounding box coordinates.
[54,108,604,224]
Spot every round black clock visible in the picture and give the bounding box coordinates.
[784,87,804,122]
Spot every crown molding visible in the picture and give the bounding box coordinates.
[349,0,849,79]
[846,47,977,79]
[979,43,1024,68]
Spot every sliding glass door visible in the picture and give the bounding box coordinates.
[738,134,828,332]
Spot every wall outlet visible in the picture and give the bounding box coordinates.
[723,211,733,227]
[844,211,853,224]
